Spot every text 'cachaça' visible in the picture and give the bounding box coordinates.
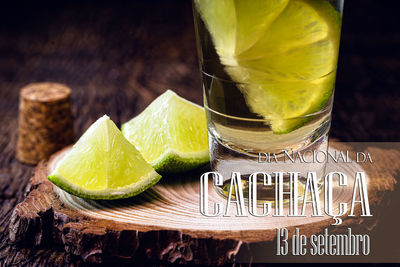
[199,171,371,225]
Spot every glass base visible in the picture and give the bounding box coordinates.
[210,131,329,203]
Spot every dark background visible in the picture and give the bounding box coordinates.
[0,0,399,265]
[0,0,399,141]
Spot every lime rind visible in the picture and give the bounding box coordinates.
[48,170,161,200]
[122,90,209,173]
[236,69,337,134]
[195,0,342,134]
[151,148,210,173]
[48,115,161,200]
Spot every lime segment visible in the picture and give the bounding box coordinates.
[48,115,161,200]
[195,0,341,133]
[122,90,209,173]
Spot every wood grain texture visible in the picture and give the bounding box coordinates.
[0,0,399,265]
[0,2,203,264]
[7,143,399,265]
[51,147,363,234]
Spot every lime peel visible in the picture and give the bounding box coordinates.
[122,90,209,173]
[48,170,160,200]
[195,0,342,134]
[48,115,161,200]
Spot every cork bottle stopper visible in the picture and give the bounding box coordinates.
[16,82,74,165]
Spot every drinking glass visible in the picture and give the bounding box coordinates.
[193,0,344,201]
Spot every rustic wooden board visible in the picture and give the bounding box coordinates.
[8,143,399,265]
[1,0,399,265]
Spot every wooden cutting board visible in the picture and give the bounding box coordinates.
[8,142,399,265]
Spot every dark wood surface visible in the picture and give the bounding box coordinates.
[0,0,399,266]
[8,143,399,265]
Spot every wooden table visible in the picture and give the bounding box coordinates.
[0,0,399,265]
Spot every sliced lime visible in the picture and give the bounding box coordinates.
[195,0,342,133]
[122,90,209,173]
[48,115,161,200]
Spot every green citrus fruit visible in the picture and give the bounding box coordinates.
[195,0,341,133]
[48,115,161,200]
[122,90,209,173]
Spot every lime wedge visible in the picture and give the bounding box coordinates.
[195,0,342,133]
[48,115,161,200]
[122,90,209,173]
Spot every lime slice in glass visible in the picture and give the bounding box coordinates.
[195,0,342,133]
[122,90,209,173]
[48,115,161,200]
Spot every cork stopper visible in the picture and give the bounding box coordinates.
[16,82,75,165]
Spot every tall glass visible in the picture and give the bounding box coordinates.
[193,0,344,201]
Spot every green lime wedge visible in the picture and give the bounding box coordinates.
[48,115,161,200]
[195,0,342,133]
[121,90,209,173]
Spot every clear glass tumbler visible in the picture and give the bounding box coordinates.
[193,0,344,201]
